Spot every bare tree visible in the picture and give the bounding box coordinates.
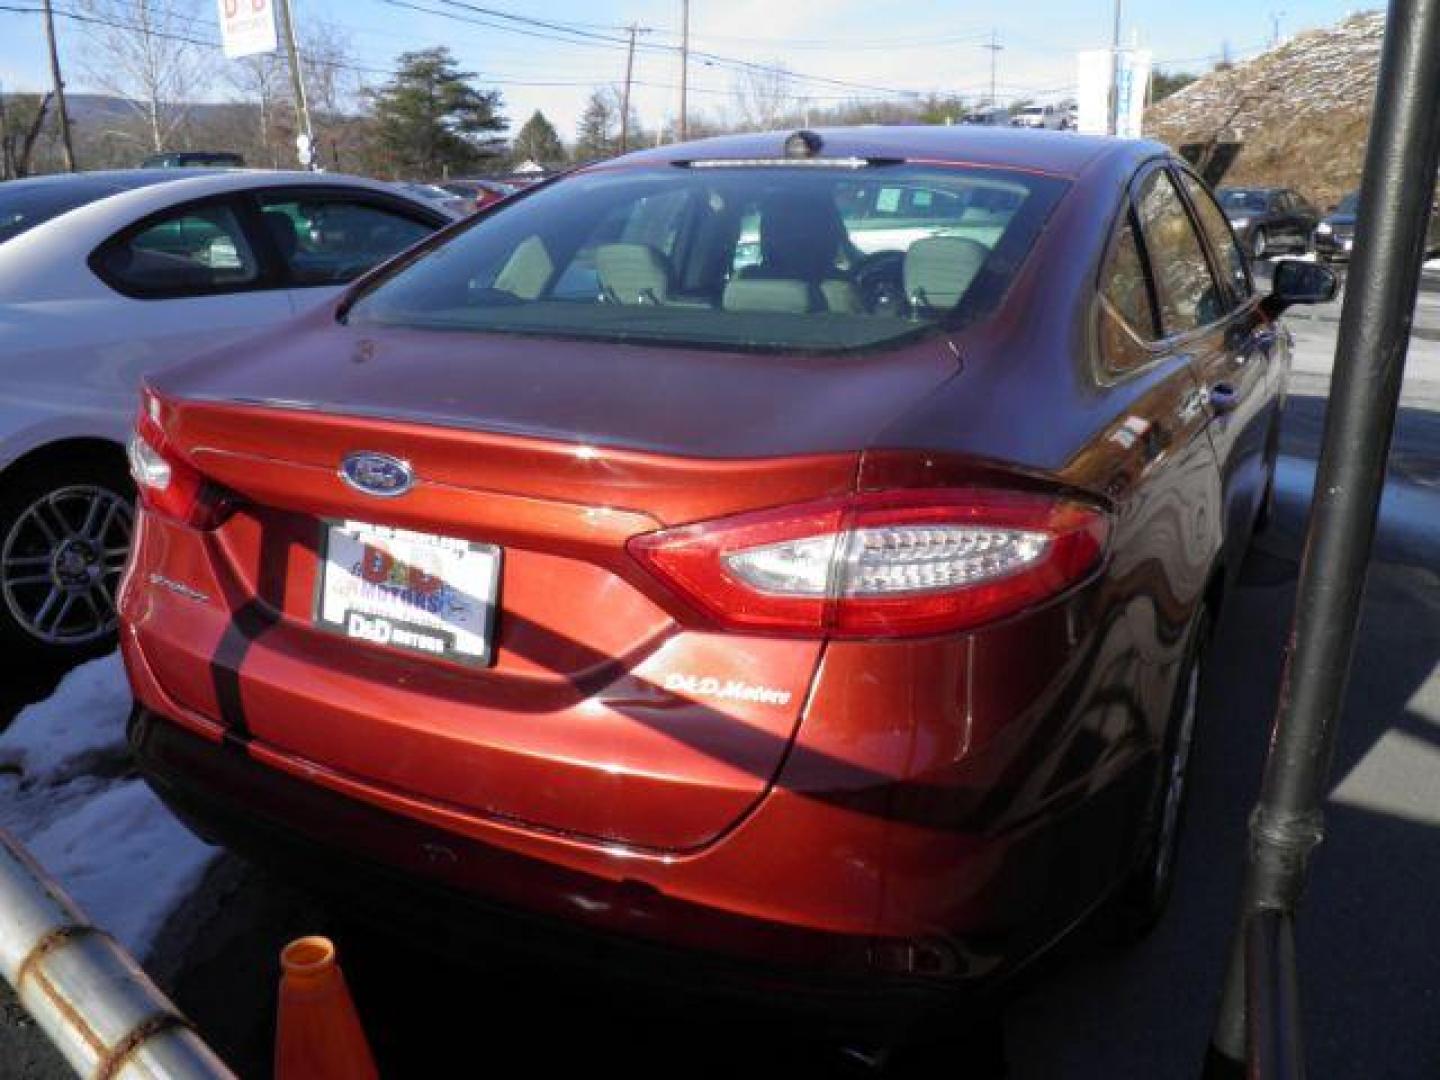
[0,92,53,178]
[300,19,358,119]
[79,0,210,151]
[223,54,287,166]
[220,17,355,167]
[733,62,798,132]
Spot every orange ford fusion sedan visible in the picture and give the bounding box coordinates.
[119,127,1334,1011]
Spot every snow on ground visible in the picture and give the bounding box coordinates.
[0,653,216,958]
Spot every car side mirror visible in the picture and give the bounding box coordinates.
[1262,259,1339,318]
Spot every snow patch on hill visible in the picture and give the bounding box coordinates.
[1146,12,1386,205]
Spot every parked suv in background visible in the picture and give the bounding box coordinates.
[139,151,246,169]
[1315,190,1440,262]
[1215,186,1318,258]
[1012,104,1065,129]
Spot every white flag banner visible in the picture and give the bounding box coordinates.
[1115,49,1153,139]
[1075,50,1111,136]
[216,0,278,60]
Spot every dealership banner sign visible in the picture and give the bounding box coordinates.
[1076,48,1153,138]
[1114,49,1153,139]
[216,0,278,60]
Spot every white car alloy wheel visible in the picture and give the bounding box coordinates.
[1,484,133,646]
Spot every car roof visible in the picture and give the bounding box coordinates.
[0,168,229,198]
[611,125,1165,180]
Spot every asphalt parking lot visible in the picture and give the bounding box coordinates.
[3,284,1439,1077]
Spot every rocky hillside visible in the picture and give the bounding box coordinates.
[1145,12,1384,207]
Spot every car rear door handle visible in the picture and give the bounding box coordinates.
[1209,383,1241,415]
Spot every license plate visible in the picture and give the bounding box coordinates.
[315,520,500,666]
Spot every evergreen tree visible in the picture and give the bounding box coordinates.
[511,110,566,167]
[369,47,505,177]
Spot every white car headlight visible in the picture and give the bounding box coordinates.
[1231,217,1251,229]
[1316,221,1333,235]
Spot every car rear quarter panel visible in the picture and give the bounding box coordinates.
[845,152,1226,947]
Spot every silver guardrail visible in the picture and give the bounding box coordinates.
[0,828,234,1079]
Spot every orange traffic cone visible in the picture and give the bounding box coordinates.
[275,936,379,1080]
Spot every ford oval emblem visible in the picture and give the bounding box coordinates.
[340,452,414,498]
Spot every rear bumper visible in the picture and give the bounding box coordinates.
[129,706,965,1023]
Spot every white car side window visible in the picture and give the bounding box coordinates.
[97,202,259,297]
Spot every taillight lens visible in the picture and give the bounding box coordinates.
[127,411,232,529]
[629,490,1109,638]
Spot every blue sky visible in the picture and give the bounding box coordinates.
[0,0,1373,139]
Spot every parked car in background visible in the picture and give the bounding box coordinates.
[438,179,518,213]
[1315,190,1440,262]
[962,106,1011,126]
[1215,185,1318,258]
[139,151,245,169]
[0,169,450,658]
[393,181,473,218]
[1012,104,1065,129]
[123,127,1335,1020]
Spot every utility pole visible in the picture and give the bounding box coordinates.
[1270,9,1286,47]
[980,29,1003,108]
[1108,0,1124,135]
[678,0,690,141]
[274,0,316,170]
[40,0,75,171]
[619,23,647,154]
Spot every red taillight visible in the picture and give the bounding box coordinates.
[127,409,233,529]
[629,490,1109,639]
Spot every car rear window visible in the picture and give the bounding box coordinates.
[345,163,1068,354]
[1218,190,1269,213]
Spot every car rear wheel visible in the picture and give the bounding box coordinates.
[1108,609,1210,941]
[0,456,135,659]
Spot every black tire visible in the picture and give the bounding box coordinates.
[1108,609,1211,941]
[0,453,135,661]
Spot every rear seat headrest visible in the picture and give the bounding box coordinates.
[722,278,815,314]
[904,236,989,312]
[595,242,671,305]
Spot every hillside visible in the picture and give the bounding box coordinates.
[1145,11,1384,207]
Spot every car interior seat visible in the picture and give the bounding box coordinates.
[595,243,672,305]
[903,236,989,314]
[738,191,863,314]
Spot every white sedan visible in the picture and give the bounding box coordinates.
[0,169,455,658]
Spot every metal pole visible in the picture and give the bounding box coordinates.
[1208,0,1440,1069]
[678,0,689,141]
[981,29,1002,108]
[620,23,638,154]
[274,0,315,170]
[40,0,75,171]
[0,830,234,1079]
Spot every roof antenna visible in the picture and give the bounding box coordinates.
[784,130,823,159]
